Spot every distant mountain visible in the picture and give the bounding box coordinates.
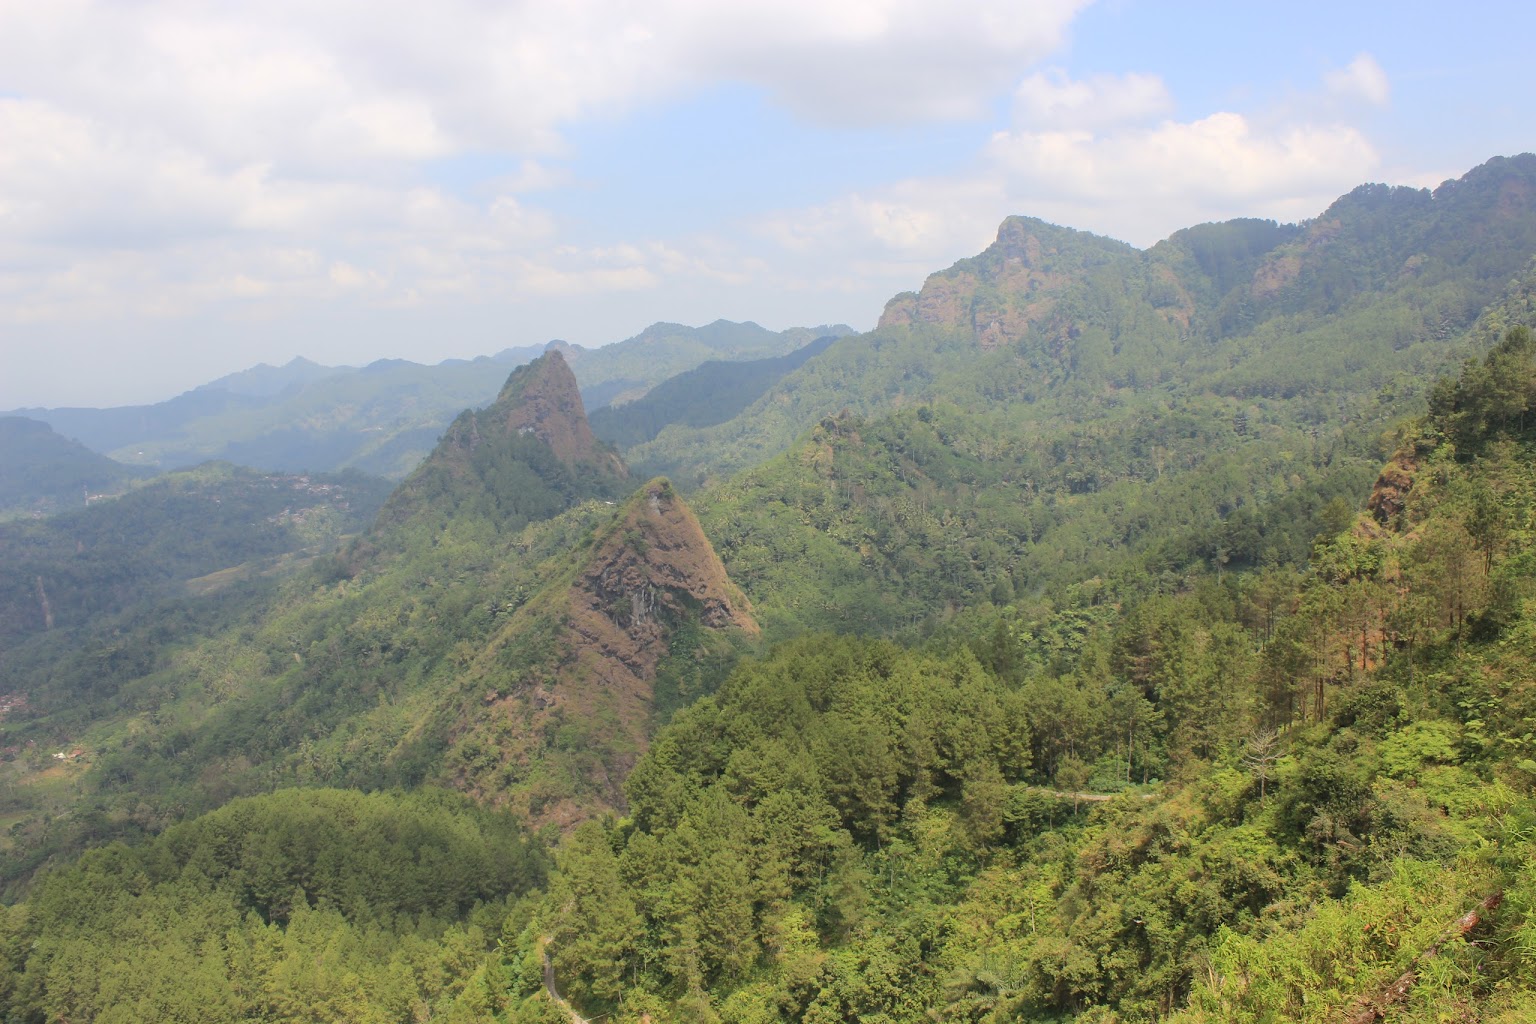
[5,321,852,480]
[196,356,352,398]
[590,333,840,450]
[563,319,854,409]
[0,416,145,518]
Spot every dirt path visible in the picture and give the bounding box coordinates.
[539,936,590,1024]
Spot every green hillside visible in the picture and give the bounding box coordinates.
[590,334,839,449]
[0,416,144,518]
[2,158,1536,1022]
[627,157,1536,488]
[7,330,1536,1019]
[0,462,390,645]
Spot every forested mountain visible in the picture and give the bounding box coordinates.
[0,417,144,518]
[627,156,1536,487]
[590,333,840,450]
[2,156,1536,1023]
[6,321,851,481]
[375,349,628,535]
[0,350,754,876]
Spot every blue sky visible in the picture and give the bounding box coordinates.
[1,0,1531,408]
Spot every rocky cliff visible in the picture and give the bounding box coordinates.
[447,479,756,825]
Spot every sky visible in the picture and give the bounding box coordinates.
[1,0,1532,409]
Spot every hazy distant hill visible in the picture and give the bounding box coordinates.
[0,416,145,518]
[5,320,852,480]
[563,319,852,409]
[589,333,840,449]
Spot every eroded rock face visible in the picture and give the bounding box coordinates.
[494,349,611,468]
[452,480,755,827]
[1368,450,1419,524]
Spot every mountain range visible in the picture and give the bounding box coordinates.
[2,154,1536,1023]
[3,320,852,480]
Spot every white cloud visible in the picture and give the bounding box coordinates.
[1324,53,1391,106]
[987,112,1379,225]
[0,0,1093,349]
[0,4,1424,409]
[672,0,1090,123]
[750,67,1386,292]
[1012,70,1172,130]
[0,0,1090,172]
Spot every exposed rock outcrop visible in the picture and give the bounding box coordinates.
[451,479,755,826]
[491,349,614,468]
[1367,449,1420,524]
[875,216,1139,350]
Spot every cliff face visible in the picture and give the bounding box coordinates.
[490,349,613,468]
[449,479,755,826]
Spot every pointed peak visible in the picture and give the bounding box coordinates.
[487,351,617,469]
[584,477,757,636]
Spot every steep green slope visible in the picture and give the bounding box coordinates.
[590,333,839,449]
[0,416,144,518]
[699,261,1533,639]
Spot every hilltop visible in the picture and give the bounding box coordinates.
[376,349,627,535]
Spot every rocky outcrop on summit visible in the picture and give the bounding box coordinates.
[1368,449,1420,525]
[877,217,1142,349]
[449,479,755,826]
[490,349,617,469]
[377,351,626,531]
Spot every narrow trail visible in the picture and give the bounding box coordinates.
[539,936,590,1024]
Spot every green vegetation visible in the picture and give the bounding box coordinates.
[0,416,143,518]
[10,321,847,480]
[508,322,1536,1022]
[0,789,547,1024]
[590,334,839,449]
[0,462,390,643]
[3,157,1536,1022]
